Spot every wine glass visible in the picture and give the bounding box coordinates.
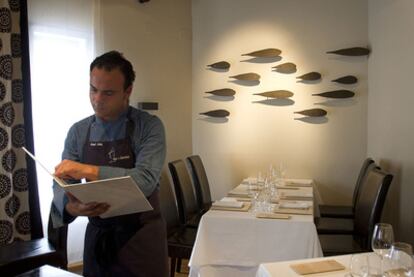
[371,223,394,275]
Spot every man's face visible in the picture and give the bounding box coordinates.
[90,67,132,121]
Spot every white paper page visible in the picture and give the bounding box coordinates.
[22,147,153,218]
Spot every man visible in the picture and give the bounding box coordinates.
[51,51,168,276]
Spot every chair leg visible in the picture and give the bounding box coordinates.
[170,257,176,277]
[176,258,182,273]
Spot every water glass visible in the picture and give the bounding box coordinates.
[384,242,414,276]
[347,253,381,277]
[257,171,265,189]
[247,179,258,198]
[253,182,272,213]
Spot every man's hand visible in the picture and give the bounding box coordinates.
[55,159,99,181]
[65,192,110,217]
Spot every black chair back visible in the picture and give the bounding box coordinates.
[159,171,197,277]
[351,158,375,209]
[158,175,181,236]
[168,160,199,225]
[186,155,212,210]
[353,168,393,248]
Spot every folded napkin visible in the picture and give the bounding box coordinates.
[255,213,291,220]
[285,179,313,187]
[280,191,313,198]
[241,177,257,184]
[228,189,249,196]
[279,202,311,209]
[212,198,244,208]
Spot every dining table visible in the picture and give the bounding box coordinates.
[188,178,324,277]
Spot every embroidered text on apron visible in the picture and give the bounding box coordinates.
[81,113,168,277]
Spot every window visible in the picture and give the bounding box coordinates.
[30,25,94,263]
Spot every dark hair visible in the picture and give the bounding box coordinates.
[90,50,136,90]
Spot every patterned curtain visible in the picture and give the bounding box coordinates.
[0,0,41,245]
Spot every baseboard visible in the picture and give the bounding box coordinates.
[68,261,83,274]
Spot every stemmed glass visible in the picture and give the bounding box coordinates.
[371,223,394,276]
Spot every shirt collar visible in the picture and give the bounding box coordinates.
[94,107,129,126]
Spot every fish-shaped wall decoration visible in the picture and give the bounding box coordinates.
[331,75,358,84]
[272,62,297,74]
[297,72,321,81]
[326,47,370,56]
[229,73,261,81]
[294,108,327,117]
[205,88,236,97]
[242,48,281,58]
[200,109,230,118]
[312,90,355,98]
[207,61,230,70]
[254,90,294,99]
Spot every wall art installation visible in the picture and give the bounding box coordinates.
[331,75,358,84]
[207,61,231,70]
[254,90,294,99]
[326,47,370,56]
[229,72,261,81]
[205,88,236,97]
[200,109,230,118]
[272,62,297,74]
[242,48,281,57]
[201,41,368,123]
[294,108,327,117]
[312,90,355,98]
[297,72,322,81]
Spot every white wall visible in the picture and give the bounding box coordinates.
[99,0,193,163]
[192,0,368,203]
[368,0,414,245]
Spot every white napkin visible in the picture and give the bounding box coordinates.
[212,197,244,208]
[279,202,311,209]
[228,189,249,196]
[285,179,313,186]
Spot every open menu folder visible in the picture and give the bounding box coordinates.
[22,147,153,218]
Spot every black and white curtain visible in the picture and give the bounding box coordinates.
[0,0,41,245]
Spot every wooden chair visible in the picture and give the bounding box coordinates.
[0,204,68,276]
[159,174,197,277]
[186,155,212,212]
[168,160,202,228]
[319,158,375,218]
[319,168,393,256]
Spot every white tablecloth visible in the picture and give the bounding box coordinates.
[188,180,323,277]
[255,254,353,277]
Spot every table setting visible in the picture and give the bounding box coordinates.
[188,164,323,277]
[255,222,414,277]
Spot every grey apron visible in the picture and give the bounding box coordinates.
[81,113,168,277]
